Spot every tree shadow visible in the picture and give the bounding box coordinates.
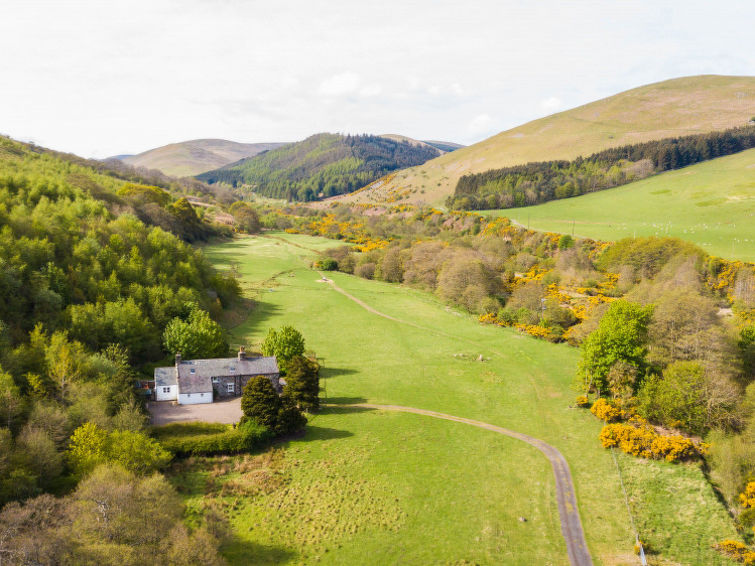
[299,425,354,441]
[319,367,359,378]
[230,299,282,336]
[223,538,297,565]
[317,398,375,415]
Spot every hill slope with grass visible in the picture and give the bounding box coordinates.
[197,132,443,201]
[120,138,285,177]
[338,75,755,206]
[484,148,755,261]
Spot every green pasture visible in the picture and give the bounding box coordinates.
[484,148,755,262]
[179,233,739,565]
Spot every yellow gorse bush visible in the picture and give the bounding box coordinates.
[740,482,755,509]
[714,540,755,565]
[599,421,699,462]
[590,398,622,422]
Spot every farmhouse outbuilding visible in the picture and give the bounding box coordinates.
[154,347,280,405]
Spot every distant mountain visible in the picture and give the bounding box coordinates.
[197,133,442,201]
[378,135,463,154]
[336,75,755,206]
[117,139,285,177]
[422,140,465,152]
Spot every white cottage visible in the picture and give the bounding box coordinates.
[154,349,280,405]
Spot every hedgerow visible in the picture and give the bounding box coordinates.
[151,421,272,457]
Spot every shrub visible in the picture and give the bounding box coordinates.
[575,395,591,408]
[713,540,755,565]
[68,422,172,475]
[151,421,271,457]
[314,258,338,271]
[740,482,755,509]
[590,398,622,422]
[599,421,699,462]
[355,262,376,279]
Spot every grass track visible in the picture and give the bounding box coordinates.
[484,149,755,261]
[189,233,739,565]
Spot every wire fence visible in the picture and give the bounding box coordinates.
[610,446,647,565]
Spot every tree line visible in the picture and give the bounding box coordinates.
[0,136,241,511]
[448,125,755,210]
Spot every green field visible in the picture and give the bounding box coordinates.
[481,149,755,262]
[177,233,739,565]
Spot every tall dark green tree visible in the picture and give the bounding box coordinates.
[283,355,320,411]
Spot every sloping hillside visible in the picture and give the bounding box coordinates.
[379,134,463,153]
[489,148,755,261]
[197,133,442,201]
[120,139,285,177]
[340,75,755,206]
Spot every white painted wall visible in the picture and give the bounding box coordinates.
[156,385,177,401]
[178,392,212,405]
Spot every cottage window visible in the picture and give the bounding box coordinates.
[212,377,219,383]
[162,387,171,393]
[190,368,196,374]
[230,367,235,372]
[227,382,235,393]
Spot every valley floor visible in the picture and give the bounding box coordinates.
[172,233,739,565]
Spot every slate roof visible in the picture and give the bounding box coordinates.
[176,356,279,381]
[154,366,177,387]
[153,356,279,395]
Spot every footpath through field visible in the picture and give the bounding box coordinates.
[327,403,592,566]
[318,272,593,566]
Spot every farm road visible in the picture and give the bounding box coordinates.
[318,272,593,566]
[330,403,594,566]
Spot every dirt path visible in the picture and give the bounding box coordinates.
[330,403,593,566]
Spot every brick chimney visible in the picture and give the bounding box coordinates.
[238,346,246,361]
[175,352,182,366]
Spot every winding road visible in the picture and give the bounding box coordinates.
[328,403,593,566]
[318,272,593,566]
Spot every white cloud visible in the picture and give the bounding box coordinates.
[317,72,361,96]
[0,0,752,156]
[540,96,563,112]
[358,84,382,97]
[467,113,493,135]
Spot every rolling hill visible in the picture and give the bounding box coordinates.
[337,75,755,206]
[378,134,463,153]
[485,148,755,261]
[197,132,443,201]
[119,139,285,177]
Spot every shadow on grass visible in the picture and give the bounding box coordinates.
[317,397,375,416]
[320,366,359,378]
[231,299,283,336]
[223,538,297,566]
[299,425,354,441]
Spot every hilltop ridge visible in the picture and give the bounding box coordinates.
[118,138,285,177]
[336,75,755,206]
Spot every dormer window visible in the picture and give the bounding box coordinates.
[230,367,235,372]
[190,368,196,374]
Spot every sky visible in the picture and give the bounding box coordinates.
[1,0,753,158]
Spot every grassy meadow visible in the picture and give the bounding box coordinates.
[484,148,755,261]
[174,233,740,565]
